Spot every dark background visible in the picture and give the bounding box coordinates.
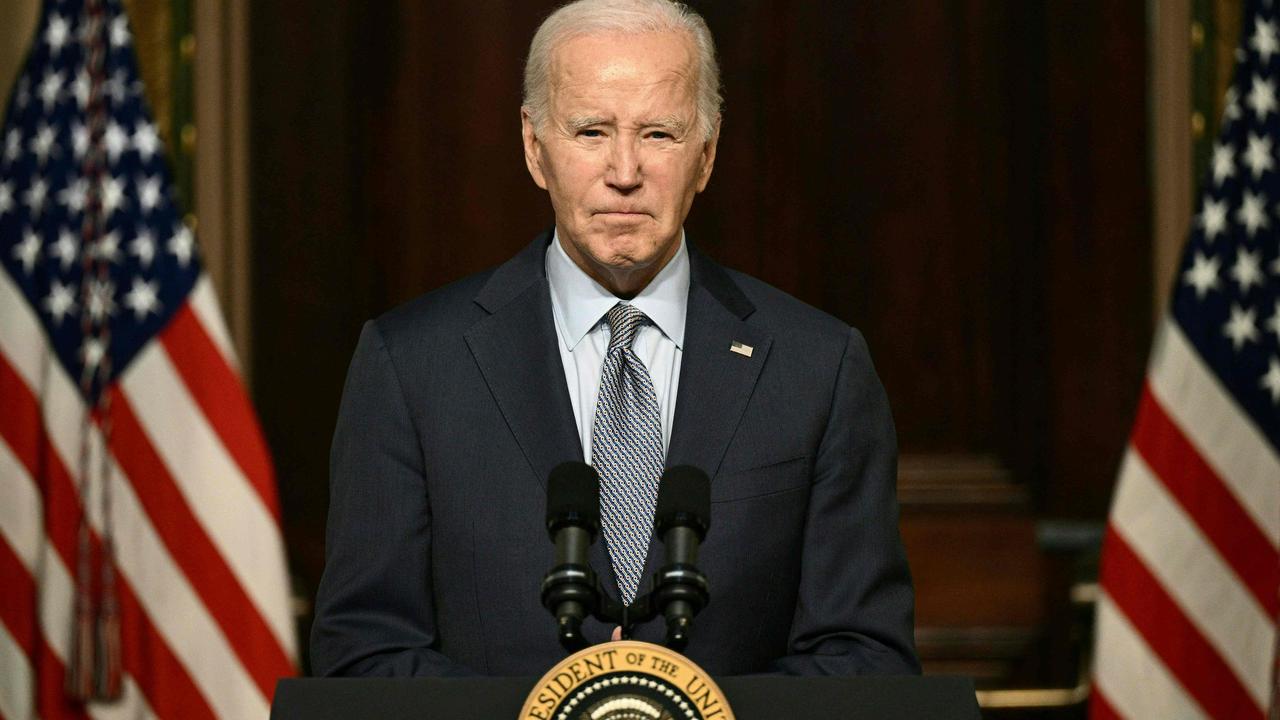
[248,1,1150,707]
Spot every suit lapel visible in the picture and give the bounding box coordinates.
[639,251,772,597]
[464,235,583,491]
[665,252,772,480]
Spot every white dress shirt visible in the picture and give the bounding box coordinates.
[545,231,689,464]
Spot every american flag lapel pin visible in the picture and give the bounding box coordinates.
[729,341,753,357]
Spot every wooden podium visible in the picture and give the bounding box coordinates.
[271,675,981,719]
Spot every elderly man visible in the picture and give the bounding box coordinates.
[311,0,918,677]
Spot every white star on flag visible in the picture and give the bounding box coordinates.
[1262,357,1280,403]
[22,176,48,216]
[37,69,62,112]
[1232,248,1265,292]
[133,121,159,161]
[122,277,160,320]
[85,277,117,322]
[45,13,71,54]
[0,181,12,216]
[168,225,194,266]
[1224,303,1260,350]
[1237,189,1270,235]
[1266,300,1280,342]
[137,175,163,213]
[1184,252,1222,298]
[80,336,106,370]
[1244,132,1275,177]
[129,230,155,267]
[42,279,77,325]
[29,123,57,166]
[71,69,89,109]
[57,177,87,213]
[1212,142,1237,184]
[3,129,20,163]
[92,231,122,263]
[104,120,129,165]
[50,229,78,270]
[110,15,132,48]
[12,228,41,274]
[1201,197,1229,240]
[71,122,88,159]
[101,175,126,217]
[1248,74,1279,119]
[105,69,129,105]
[1253,17,1280,62]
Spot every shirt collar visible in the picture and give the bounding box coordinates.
[546,229,690,351]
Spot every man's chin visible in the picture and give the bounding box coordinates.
[586,235,668,267]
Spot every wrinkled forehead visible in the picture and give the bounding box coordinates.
[546,29,699,97]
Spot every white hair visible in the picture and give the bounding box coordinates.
[522,0,723,142]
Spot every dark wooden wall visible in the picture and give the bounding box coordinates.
[249,1,1151,701]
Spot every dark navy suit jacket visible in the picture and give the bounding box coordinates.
[310,233,919,677]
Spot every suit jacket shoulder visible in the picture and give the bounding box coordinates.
[368,235,549,383]
[722,266,862,353]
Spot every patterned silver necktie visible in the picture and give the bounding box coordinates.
[591,302,664,605]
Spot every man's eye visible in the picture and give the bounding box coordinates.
[579,129,603,138]
[649,131,671,140]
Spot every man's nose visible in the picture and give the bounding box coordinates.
[605,138,642,191]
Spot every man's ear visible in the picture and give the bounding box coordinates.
[695,114,721,193]
[521,108,549,190]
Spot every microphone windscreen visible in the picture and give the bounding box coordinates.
[546,461,601,533]
[655,465,711,537]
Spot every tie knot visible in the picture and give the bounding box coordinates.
[605,302,647,353]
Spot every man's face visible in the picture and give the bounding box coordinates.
[522,30,719,295]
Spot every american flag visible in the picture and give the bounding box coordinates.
[1091,2,1280,718]
[0,1,295,718]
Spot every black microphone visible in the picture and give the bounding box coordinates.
[541,462,601,651]
[652,465,711,651]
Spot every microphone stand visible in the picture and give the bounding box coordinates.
[542,540,709,652]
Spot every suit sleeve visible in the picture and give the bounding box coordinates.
[310,321,472,676]
[769,327,921,675]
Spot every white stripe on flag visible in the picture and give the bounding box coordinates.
[0,433,159,720]
[1111,448,1275,706]
[0,620,35,720]
[0,271,269,719]
[0,436,42,572]
[1094,591,1208,720]
[123,342,294,654]
[1149,319,1280,547]
[0,267,52,399]
[80,414,269,719]
[190,276,240,372]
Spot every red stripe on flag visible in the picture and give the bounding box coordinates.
[1101,524,1263,719]
[159,304,280,519]
[0,539,91,720]
[106,387,294,699]
[1087,687,1122,720]
[0,536,36,655]
[0,355,218,720]
[1132,383,1280,617]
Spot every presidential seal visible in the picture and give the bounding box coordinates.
[519,641,734,720]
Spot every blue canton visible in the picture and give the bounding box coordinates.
[1173,2,1280,452]
[0,0,200,402]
